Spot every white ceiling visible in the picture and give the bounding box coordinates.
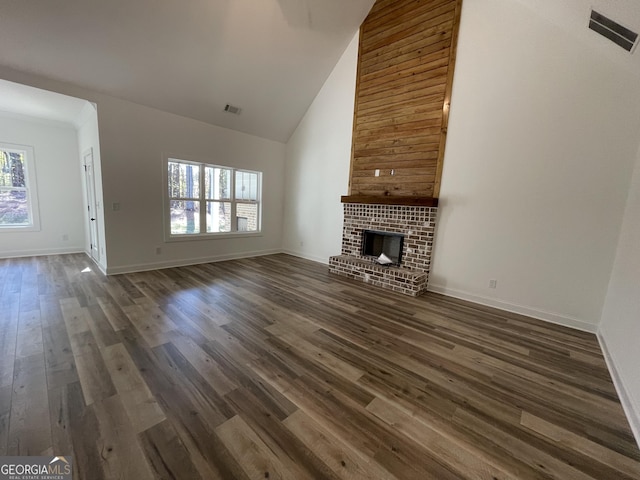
[514,0,640,76]
[0,0,638,143]
[0,0,375,142]
[0,79,90,127]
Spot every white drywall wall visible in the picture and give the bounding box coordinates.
[77,102,107,271]
[0,67,286,273]
[283,33,359,263]
[429,0,640,330]
[0,112,85,257]
[599,141,640,446]
[95,95,285,273]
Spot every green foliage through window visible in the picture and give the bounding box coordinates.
[167,158,260,236]
[0,148,31,226]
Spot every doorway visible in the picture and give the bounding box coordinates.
[83,148,100,263]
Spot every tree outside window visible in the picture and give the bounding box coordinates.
[167,158,260,237]
[0,144,39,229]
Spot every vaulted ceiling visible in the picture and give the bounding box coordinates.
[513,0,640,78]
[0,0,639,143]
[0,0,375,142]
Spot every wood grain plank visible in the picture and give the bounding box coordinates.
[354,124,443,145]
[93,394,155,480]
[47,385,74,459]
[170,333,237,396]
[96,296,132,332]
[217,414,310,480]
[139,419,204,480]
[122,304,177,348]
[63,381,106,480]
[118,328,249,480]
[355,103,445,129]
[361,35,452,76]
[452,408,601,480]
[269,332,365,382]
[8,353,51,455]
[0,385,11,455]
[152,342,235,428]
[222,372,352,480]
[363,0,452,35]
[68,329,117,406]
[60,297,91,337]
[101,342,166,433]
[521,411,640,480]
[15,310,43,359]
[42,323,79,390]
[283,409,397,480]
[367,396,517,480]
[1,253,639,479]
[85,304,120,348]
[359,63,450,97]
[357,77,447,106]
[361,3,455,54]
[349,0,460,198]
[361,46,451,87]
[0,293,20,386]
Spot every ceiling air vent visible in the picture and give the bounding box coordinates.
[589,10,638,52]
[224,104,242,115]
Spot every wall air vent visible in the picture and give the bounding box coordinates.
[589,10,638,52]
[224,104,242,115]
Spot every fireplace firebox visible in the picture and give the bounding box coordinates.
[362,230,404,266]
[329,203,437,296]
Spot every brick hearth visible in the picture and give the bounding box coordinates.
[329,203,437,296]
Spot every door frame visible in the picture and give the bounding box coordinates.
[83,147,100,262]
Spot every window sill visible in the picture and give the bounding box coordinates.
[165,231,263,243]
[0,225,41,233]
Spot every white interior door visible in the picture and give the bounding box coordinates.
[83,148,100,262]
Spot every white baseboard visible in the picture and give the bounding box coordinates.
[84,251,108,275]
[281,249,330,265]
[105,248,283,275]
[0,246,84,259]
[427,284,598,333]
[597,331,640,449]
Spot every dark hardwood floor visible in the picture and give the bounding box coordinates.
[0,253,638,479]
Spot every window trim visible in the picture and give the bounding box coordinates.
[0,142,41,232]
[163,155,262,242]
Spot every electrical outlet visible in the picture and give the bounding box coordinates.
[374,169,380,177]
[62,234,69,241]
[155,247,162,255]
[300,241,304,247]
[489,279,497,289]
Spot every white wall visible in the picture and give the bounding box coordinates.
[77,103,108,271]
[0,112,85,257]
[599,141,640,445]
[0,66,286,273]
[283,33,359,263]
[97,96,285,273]
[428,0,640,331]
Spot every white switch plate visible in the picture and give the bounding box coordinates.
[374,169,380,177]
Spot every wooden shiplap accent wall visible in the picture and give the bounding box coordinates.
[348,0,462,199]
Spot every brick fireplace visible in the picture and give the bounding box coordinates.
[329,203,437,296]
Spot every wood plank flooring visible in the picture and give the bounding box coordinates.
[0,253,638,479]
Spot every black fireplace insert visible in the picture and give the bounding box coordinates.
[361,230,404,266]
